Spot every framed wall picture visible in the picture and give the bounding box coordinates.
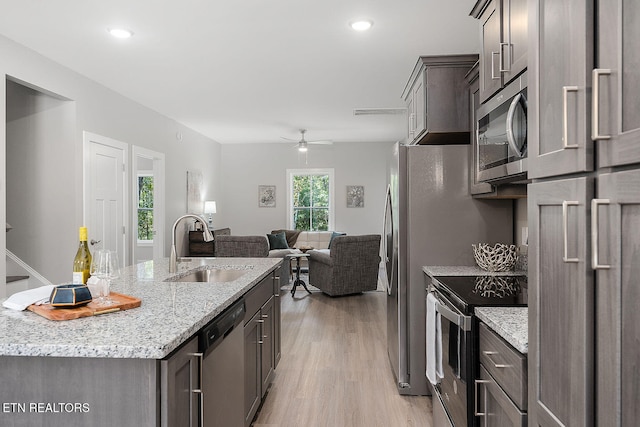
[258,185,276,207]
[187,170,203,213]
[347,185,364,208]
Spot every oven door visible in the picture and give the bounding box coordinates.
[432,292,474,427]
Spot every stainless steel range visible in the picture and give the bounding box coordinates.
[427,275,527,427]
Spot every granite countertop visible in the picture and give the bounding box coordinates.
[423,265,527,278]
[475,307,528,354]
[0,257,282,359]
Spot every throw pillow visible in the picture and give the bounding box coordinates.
[328,231,346,249]
[267,232,289,250]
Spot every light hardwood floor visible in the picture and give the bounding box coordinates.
[253,285,433,427]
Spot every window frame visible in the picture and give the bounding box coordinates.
[286,168,335,231]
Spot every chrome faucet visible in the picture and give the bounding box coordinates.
[169,214,214,273]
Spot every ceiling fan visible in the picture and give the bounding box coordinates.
[281,129,333,152]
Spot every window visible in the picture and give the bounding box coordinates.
[287,169,334,231]
[137,174,154,242]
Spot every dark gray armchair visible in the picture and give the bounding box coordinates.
[308,234,381,296]
[214,235,269,257]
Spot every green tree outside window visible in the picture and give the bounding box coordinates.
[138,176,154,241]
[292,174,330,231]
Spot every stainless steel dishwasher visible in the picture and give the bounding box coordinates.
[199,298,245,427]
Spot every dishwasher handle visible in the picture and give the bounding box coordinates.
[200,298,245,356]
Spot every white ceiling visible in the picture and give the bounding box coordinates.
[0,0,479,145]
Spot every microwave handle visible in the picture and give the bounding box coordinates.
[505,93,525,157]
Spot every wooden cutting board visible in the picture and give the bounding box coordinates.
[27,292,141,321]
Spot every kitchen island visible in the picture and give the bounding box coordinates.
[0,257,282,427]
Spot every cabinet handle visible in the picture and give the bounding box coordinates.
[490,51,500,80]
[474,379,491,416]
[188,352,204,427]
[273,276,280,297]
[499,42,510,73]
[562,86,580,149]
[591,69,612,141]
[591,199,611,270]
[562,201,580,263]
[482,351,511,368]
[257,319,265,324]
[262,314,269,319]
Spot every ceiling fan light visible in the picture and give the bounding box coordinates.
[298,146,308,152]
[350,20,373,31]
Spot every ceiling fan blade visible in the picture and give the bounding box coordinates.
[280,136,298,142]
[308,140,333,145]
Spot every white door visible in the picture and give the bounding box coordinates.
[84,132,128,265]
[131,146,165,263]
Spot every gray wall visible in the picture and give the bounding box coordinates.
[218,142,392,236]
[0,34,223,290]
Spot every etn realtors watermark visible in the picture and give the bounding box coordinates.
[3,402,90,413]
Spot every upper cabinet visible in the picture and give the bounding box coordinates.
[472,0,528,104]
[527,0,594,179]
[402,55,478,145]
[594,0,640,168]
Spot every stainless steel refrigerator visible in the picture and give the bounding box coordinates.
[383,142,513,395]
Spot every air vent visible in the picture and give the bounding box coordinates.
[353,107,407,116]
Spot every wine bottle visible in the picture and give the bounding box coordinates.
[72,226,92,284]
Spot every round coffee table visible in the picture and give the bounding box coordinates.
[287,253,311,296]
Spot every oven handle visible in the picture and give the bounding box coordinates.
[433,296,472,332]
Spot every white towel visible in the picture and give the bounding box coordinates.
[2,285,55,311]
[426,292,443,385]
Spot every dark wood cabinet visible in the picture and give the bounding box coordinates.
[243,272,279,427]
[528,176,594,427]
[402,55,478,145]
[527,0,594,179]
[160,336,200,427]
[472,0,528,104]
[528,1,640,424]
[594,0,640,168]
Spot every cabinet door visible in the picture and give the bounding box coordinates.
[478,365,527,427]
[502,0,527,83]
[272,272,282,367]
[528,177,594,426]
[528,0,594,178]
[244,312,261,427]
[413,75,426,140]
[260,296,275,396]
[406,91,415,142]
[479,0,503,103]
[161,336,200,427]
[595,170,640,426]
[594,0,640,167]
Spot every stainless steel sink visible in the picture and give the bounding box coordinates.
[165,268,247,283]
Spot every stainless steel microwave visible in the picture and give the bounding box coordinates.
[476,72,527,183]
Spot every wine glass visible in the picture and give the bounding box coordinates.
[90,249,120,306]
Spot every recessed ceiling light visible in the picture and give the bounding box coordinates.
[107,28,134,39]
[350,20,373,31]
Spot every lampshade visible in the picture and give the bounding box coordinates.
[204,201,217,214]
